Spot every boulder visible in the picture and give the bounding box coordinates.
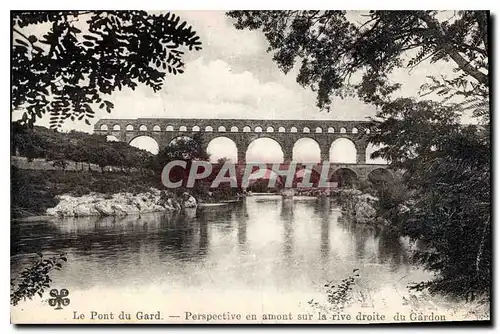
[181,192,197,208]
[46,190,183,217]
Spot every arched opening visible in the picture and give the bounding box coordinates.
[327,127,335,133]
[163,136,200,184]
[106,135,119,142]
[254,126,263,133]
[366,143,388,164]
[330,168,358,188]
[352,127,358,134]
[206,137,238,163]
[126,124,134,131]
[340,127,347,133]
[243,126,251,132]
[303,127,310,133]
[139,125,147,131]
[112,124,120,131]
[218,126,226,132]
[315,127,323,133]
[165,136,200,159]
[278,126,286,133]
[129,136,159,155]
[153,125,161,131]
[292,138,321,163]
[246,138,284,163]
[179,126,187,132]
[290,127,298,133]
[368,168,393,186]
[100,124,108,131]
[166,125,174,131]
[205,126,213,132]
[192,125,200,132]
[329,138,357,163]
[230,126,238,132]
[365,128,371,134]
[266,127,274,133]
[246,169,284,193]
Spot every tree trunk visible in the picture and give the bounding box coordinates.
[475,217,489,274]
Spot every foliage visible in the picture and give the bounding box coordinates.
[227,10,488,115]
[11,253,67,306]
[11,168,161,218]
[11,125,154,173]
[12,10,201,128]
[373,174,412,233]
[369,99,490,297]
[152,133,209,177]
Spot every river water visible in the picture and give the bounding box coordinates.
[12,195,470,324]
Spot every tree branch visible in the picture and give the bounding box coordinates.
[415,11,489,86]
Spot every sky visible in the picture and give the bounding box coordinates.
[12,10,470,163]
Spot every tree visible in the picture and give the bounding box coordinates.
[227,10,491,298]
[155,134,209,167]
[227,10,488,118]
[12,11,202,128]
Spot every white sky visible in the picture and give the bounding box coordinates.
[12,10,475,162]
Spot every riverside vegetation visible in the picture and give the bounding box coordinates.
[11,125,238,218]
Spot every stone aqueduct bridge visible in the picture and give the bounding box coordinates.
[94,118,389,181]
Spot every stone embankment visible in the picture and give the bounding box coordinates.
[46,188,197,217]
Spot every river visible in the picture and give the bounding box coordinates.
[12,195,470,323]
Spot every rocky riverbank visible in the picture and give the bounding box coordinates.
[335,188,410,227]
[46,188,197,218]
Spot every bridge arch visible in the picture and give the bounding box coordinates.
[243,126,251,132]
[179,126,187,132]
[329,138,357,163]
[330,168,358,188]
[126,124,134,131]
[166,125,174,131]
[153,125,161,131]
[218,126,226,132]
[327,127,335,133]
[230,126,238,132]
[192,125,200,132]
[352,127,358,134]
[246,137,284,163]
[340,127,347,134]
[315,127,323,133]
[112,124,121,131]
[266,126,274,133]
[206,136,238,163]
[290,127,298,133]
[129,135,159,155]
[254,126,263,133]
[205,126,213,132]
[303,127,310,133]
[292,137,321,163]
[100,124,108,131]
[139,124,147,131]
[278,126,286,133]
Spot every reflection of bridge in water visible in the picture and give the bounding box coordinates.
[94,118,390,182]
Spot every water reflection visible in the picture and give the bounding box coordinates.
[11,196,422,300]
